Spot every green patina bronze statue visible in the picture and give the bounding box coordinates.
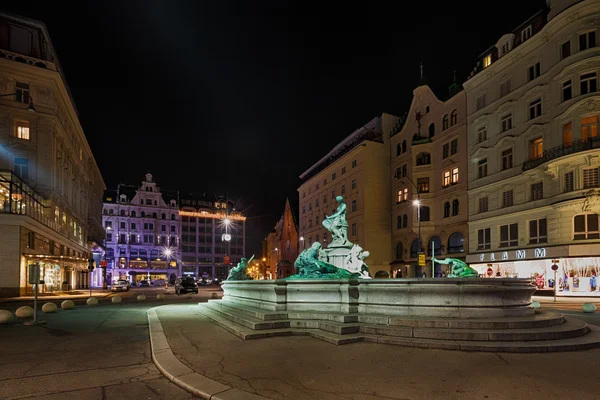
[287,242,353,280]
[225,255,254,281]
[322,196,350,247]
[431,256,479,278]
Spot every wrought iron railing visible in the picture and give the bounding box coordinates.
[522,137,600,171]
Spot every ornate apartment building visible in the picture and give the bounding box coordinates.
[390,81,467,278]
[0,14,105,297]
[179,194,246,281]
[465,0,600,295]
[298,114,399,277]
[102,174,180,285]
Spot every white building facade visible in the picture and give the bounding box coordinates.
[102,173,180,286]
[465,0,600,295]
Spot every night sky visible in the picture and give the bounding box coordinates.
[4,0,546,255]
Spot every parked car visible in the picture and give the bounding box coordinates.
[139,280,150,287]
[175,276,198,295]
[198,279,211,286]
[111,280,129,292]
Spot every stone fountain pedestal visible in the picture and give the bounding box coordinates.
[323,243,353,270]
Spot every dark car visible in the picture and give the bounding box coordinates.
[139,280,150,287]
[175,277,198,295]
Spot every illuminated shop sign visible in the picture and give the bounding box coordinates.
[479,248,546,262]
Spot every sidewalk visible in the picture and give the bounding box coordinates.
[0,289,112,303]
[150,303,600,400]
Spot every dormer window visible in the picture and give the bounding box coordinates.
[521,25,532,42]
[501,43,509,55]
[483,54,492,68]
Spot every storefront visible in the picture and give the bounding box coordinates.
[24,257,89,294]
[468,245,600,296]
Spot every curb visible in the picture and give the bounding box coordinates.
[147,306,267,400]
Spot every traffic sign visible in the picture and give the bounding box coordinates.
[100,260,107,267]
[487,267,493,277]
[418,254,425,266]
[224,255,231,265]
[551,264,558,271]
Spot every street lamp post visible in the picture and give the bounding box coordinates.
[0,92,36,112]
[402,176,423,277]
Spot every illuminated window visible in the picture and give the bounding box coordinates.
[452,168,459,184]
[483,54,492,68]
[582,115,598,141]
[79,148,83,161]
[529,137,543,159]
[397,188,408,203]
[574,214,600,239]
[15,120,30,140]
[442,170,451,187]
[563,122,572,146]
[417,178,429,193]
[500,223,518,247]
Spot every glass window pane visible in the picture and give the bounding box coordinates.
[588,214,599,232]
[574,215,586,232]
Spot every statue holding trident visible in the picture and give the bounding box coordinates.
[226,255,255,281]
[322,196,350,247]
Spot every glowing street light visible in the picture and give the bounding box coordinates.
[223,218,231,226]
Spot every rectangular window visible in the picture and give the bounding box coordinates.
[341,185,345,195]
[501,43,509,55]
[477,228,491,250]
[574,214,600,239]
[15,82,30,103]
[563,80,572,102]
[500,79,511,97]
[131,223,136,230]
[529,98,542,120]
[478,197,488,213]
[583,167,600,189]
[107,233,113,242]
[130,234,136,244]
[15,120,30,140]
[120,222,126,229]
[332,173,336,181]
[501,114,512,132]
[529,218,547,244]
[14,158,29,181]
[105,221,112,229]
[341,167,346,175]
[417,177,429,193]
[521,25,532,42]
[323,194,327,203]
[561,40,571,59]
[351,223,357,236]
[565,171,574,192]
[451,139,458,155]
[351,199,357,212]
[331,190,335,199]
[500,223,519,247]
[351,179,356,190]
[170,225,176,232]
[528,62,541,81]
[119,234,126,244]
[451,167,459,184]
[563,122,573,146]
[352,159,357,168]
[476,94,487,110]
[161,225,166,231]
[443,170,451,187]
[477,125,487,143]
[502,190,514,208]
[316,183,319,190]
[315,198,319,207]
[529,137,543,159]
[483,54,492,68]
[478,159,488,179]
[442,143,449,159]
[502,148,513,170]
[581,72,598,95]
[582,115,599,141]
[530,182,543,201]
[579,31,596,51]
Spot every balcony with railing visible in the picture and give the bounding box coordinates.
[523,138,600,171]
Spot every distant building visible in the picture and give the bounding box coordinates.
[262,198,299,279]
[464,0,600,294]
[102,173,180,285]
[390,78,468,278]
[298,114,399,277]
[0,14,105,297]
[179,194,246,281]
[262,229,277,279]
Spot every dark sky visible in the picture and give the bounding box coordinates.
[4,0,546,255]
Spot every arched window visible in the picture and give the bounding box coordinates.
[416,152,431,166]
[162,213,166,219]
[452,199,459,216]
[396,242,404,260]
[448,232,465,253]
[396,143,402,156]
[152,212,157,219]
[120,210,125,216]
[420,206,430,221]
[443,202,450,218]
[428,236,442,256]
[443,115,449,130]
[402,214,408,228]
[131,211,136,217]
[397,215,402,229]
[402,140,407,153]
[450,109,458,126]
[410,239,422,258]
[141,211,145,217]
[428,123,435,138]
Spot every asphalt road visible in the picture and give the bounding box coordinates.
[0,287,220,400]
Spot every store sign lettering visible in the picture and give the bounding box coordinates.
[479,248,546,262]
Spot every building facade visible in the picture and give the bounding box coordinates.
[465,0,600,295]
[298,114,399,277]
[262,229,277,279]
[0,14,105,297]
[179,194,245,281]
[102,173,180,285]
[261,198,299,279]
[390,83,468,278]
